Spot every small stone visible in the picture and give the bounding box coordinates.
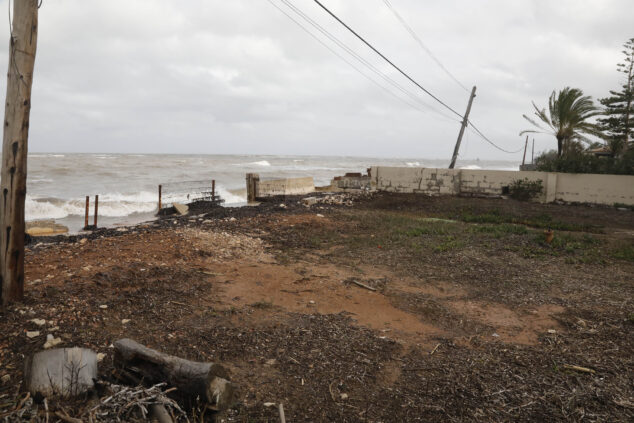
[547,329,557,334]
[79,238,87,244]
[99,305,108,309]
[492,333,500,337]
[309,300,315,305]
[43,336,62,349]
[316,214,324,218]
[264,359,277,366]
[229,217,237,222]
[263,402,276,407]
[340,393,349,400]
[97,353,106,362]
[1,374,10,384]
[26,331,40,338]
[30,318,46,326]
[121,319,131,324]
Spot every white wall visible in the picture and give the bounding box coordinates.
[371,166,634,206]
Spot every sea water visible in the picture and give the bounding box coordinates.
[25,153,519,231]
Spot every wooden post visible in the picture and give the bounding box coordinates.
[93,195,99,228]
[0,0,39,305]
[158,184,162,210]
[84,196,90,229]
[449,86,477,169]
[246,173,260,203]
[521,135,529,166]
[212,180,215,202]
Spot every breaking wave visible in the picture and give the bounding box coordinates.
[25,187,246,221]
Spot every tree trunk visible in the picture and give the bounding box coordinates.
[114,338,236,411]
[556,136,563,157]
[0,0,38,305]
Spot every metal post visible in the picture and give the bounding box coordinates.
[158,184,162,210]
[84,196,90,229]
[94,195,99,228]
[521,135,529,166]
[449,86,477,169]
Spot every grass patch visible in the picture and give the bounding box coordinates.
[250,301,276,309]
[470,223,529,236]
[433,236,465,253]
[458,210,602,233]
[612,243,634,262]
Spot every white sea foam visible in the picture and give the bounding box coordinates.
[406,162,421,167]
[247,160,271,167]
[25,186,247,221]
[459,165,482,170]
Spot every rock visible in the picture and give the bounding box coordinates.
[25,220,69,237]
[30,318,46,326]
[279,203,286,208]
[340,393,349,400]
[264,359,277,366]
[1,374,10,384]
[229,217,237,222]
[79,238,88,244]
[25,348,97,397]
[97,353,106,362]
[547,329,557,334]
[263,402,276,407]
[316,214,324,218]
[43,335,62,349]
[121,319,131,324]
[26,331,40,338]
[173,203,189,216]
[302,197,318,206]
[99,304,108,309]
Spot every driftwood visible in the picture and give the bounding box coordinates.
[114,338,235,411]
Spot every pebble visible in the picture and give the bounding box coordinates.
[121,319,131,324]
[547,329,557,334]
[316,214,324,218]
[30,318,46,326]
[79,238,88,244]
[229,217,237,222]
[340,393,349,400]
[26,331,40,338]
[97,353,106,362]
[43,335,62,349]
[263,402,276,407]
[99,305,108,309]
[492,333,500,337]
[309,300,315,305]
[264,359,277,366]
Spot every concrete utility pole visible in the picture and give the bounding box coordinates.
[521,135,529,165]
[1,0,39,305]
[449,86,476,169]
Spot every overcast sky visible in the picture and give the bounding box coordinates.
[0,0,631,159]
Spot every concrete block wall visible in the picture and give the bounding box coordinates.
[257,176,315,197]
[371,166,634,206]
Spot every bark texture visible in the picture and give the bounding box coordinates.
[1,0,39,305]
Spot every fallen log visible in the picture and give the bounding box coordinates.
[113,339,235,411]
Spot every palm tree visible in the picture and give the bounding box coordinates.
[521,87,603,157]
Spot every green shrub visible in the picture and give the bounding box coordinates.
[508,178,544,201]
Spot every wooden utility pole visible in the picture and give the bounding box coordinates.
[1,0,39,305]
[449,86,477,169]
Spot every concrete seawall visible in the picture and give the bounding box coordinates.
[371,166,634,206]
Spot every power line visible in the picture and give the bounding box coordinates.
[312,0,524,155]
[381,0,469,93]
[264,0,438,117]
[275,0,459,122]
[467,122,525,154]
[312,0,464,120]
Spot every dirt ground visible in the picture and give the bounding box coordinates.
[1,193,633,422]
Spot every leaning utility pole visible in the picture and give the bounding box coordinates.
[1,0,39,305]
[449,86,476,169]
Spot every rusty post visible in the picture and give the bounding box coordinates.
[158,184,162,210]
[84,196,90,229]
[94,195,99,228]
[212,180,215,202]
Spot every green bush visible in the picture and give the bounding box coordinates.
[535,149,634,175]
[508,178,543,201]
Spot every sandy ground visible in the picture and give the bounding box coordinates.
[1,193,633,422]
